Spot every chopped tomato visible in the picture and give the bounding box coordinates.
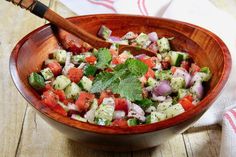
[111,119,128,127]
[183,95,194,102]
[115,98,128,114]
[44,84,54,91]
[53,105,67,116]
[53,89,66,102]
[42,91,58,108]
[112,57,122,65]
[67,67,83,83]
[85,56,97,64]
[141,57,156,68]
[181,61,190,71]
[190,63,200,75]
[171,66,177,74]
[75,92,95,112]
[179,96,195,111]
[88,76,95,81]
[98,91,114,105]
[47,61,62,76]
[105,68,113,72]
[161,60,170,70]
[145,68,155,79]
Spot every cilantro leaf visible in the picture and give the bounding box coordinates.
[125,58,148,77]
[90,72,113,93]
[95,48,112,69]
[117,76,143,101]
[135,99,153,110]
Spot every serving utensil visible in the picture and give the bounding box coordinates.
[6,0,154,55]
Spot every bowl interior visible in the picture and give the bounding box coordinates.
[10,14,231,134]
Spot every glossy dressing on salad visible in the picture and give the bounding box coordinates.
[28,25,211,127]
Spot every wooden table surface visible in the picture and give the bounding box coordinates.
[1,0,235,157]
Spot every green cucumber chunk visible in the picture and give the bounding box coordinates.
[28,72,45,90]
[127,118,138,126]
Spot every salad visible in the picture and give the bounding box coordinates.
[28,25,211,127]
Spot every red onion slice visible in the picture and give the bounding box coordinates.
[152,80,172,96]
[173,68,191,87]
[148,32,158,42]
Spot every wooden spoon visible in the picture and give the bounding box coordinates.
[6,0,154,55]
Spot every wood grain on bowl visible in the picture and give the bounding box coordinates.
[9,14,231,151]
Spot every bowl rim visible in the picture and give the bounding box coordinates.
[9,14,232,135]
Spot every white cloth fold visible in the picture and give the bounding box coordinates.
[58,0,236,156]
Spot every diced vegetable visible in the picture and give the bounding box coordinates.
[164,103,185,119]
[67,67,83,83]
[190,81,204,99]
[71,114,87,122]
[111,119,128,127]
[178,89,190,99]
[95,118,111,126]
[71,54,85,64]
[65,82,81,99]
[155,70,172,81]
[75,92,95,112]
[127,118,138,126]
[95,103,115,122]
[28,72,45,90]
[156,100,172,111]
[53,49,67,64]
[169,51,184,66]
[47,61,62,76]
[170,77,185,92]
[79,76,93,91]
[53,75,71,90]
[97,25,112,40]
[135,33,151,48]
[148,111,167,123]
[40,68,54,80]
[157,37,170,53]
[147,77,158,87]
[152,80,172,96]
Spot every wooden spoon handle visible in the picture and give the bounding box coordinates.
[6,0,111,49]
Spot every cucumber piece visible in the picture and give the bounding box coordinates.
[97,25,112,40]
[169,51,184,66]
[58,101,69,112]
[135,33,151,48]
[147,77,158,87]
[170,77,185,92]
[94,118,111,126]
[165,103,185,119]
[177,51,189,60]
[156,100,172,111]
[28,72,45,90]
[116,40,129,45]
[200,67,212,81]
[40,68,54,80]
[53,49,67,64]
[146,115,151,124]
[90,98,98,110]
[53,75,71,90]
[71,114,87,122]
[79,76,93,91]
[127,118,138,126]
[95,103,115,122]
[65,82,81,99]
[178,89,190,99]
[84,65,97,77]
[149,111,167,123]
[157,37,170,53]
[71,54,85,64]
[155,70,172,81]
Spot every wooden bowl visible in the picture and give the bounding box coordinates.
[10,14,231,151]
